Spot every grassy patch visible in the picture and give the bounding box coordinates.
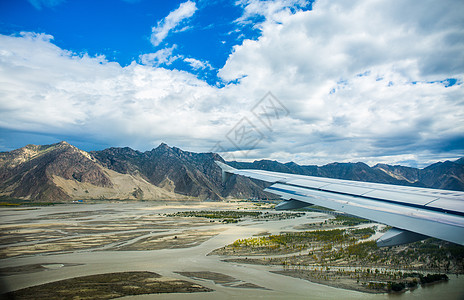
[2,271,212,299]
[213,227,376,256]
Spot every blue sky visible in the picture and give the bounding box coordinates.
[0,0,463,167]
[0,0,265,84]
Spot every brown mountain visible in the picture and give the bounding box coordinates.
[91,143,272,200]
[413,160,464,191]
[372,163,420,183]
[1,141,462,202]
[0,142,272,202]
[373,161,464,190]
[0,142,185,202]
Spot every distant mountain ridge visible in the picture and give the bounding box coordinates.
[228,158,464,191]
[0,141,463,202]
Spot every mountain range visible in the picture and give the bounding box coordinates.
[0,141,463,202]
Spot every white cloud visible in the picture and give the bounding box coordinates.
[1,0,464,167]
[184,57,212,70]
[139,45,179,66]
[235,0,310,25]
[139,48,213,71]
[219,0,464,165]
[0,32,226,151]
[150,1,197,47]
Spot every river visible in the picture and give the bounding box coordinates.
[0,202,463,299]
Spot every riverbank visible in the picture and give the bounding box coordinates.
[210,217,463,294]
[1,201,463,299]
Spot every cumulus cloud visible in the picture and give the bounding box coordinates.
[1,0,463,167]
[150,1,197,47]
[0,32,226,151]
[215,0,464,165]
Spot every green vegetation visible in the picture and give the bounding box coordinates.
[216,227,376,256]
[0,202,21,206]
[343,240,378,258]
[216,225,463,293]
[289,238,463,273]
[402,272,449,284]
[167,210,261,219]
[384,273,449,292]
[419,273,449,284]
[272,268,448,293]
[0,201,59,207]
[218,225,464,274]
[388,281,405,292]
[165,210,304,223]
[350,227,376,238]
[328,215,371,226]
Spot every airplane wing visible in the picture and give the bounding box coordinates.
[215,161,464,247]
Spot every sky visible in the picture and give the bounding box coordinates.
[0,0,463,167]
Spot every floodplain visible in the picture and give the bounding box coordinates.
[0,201,463,299]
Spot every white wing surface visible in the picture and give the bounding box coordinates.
[216,161,464,247]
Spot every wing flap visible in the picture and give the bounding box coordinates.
[362,189,439,205]
[286,178,332,189]
[426,198,464,214]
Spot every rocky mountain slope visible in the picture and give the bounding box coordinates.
[0,141,463,202]
[373,160,464,191]
[0,142,185,202]
[91,143,270,200]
